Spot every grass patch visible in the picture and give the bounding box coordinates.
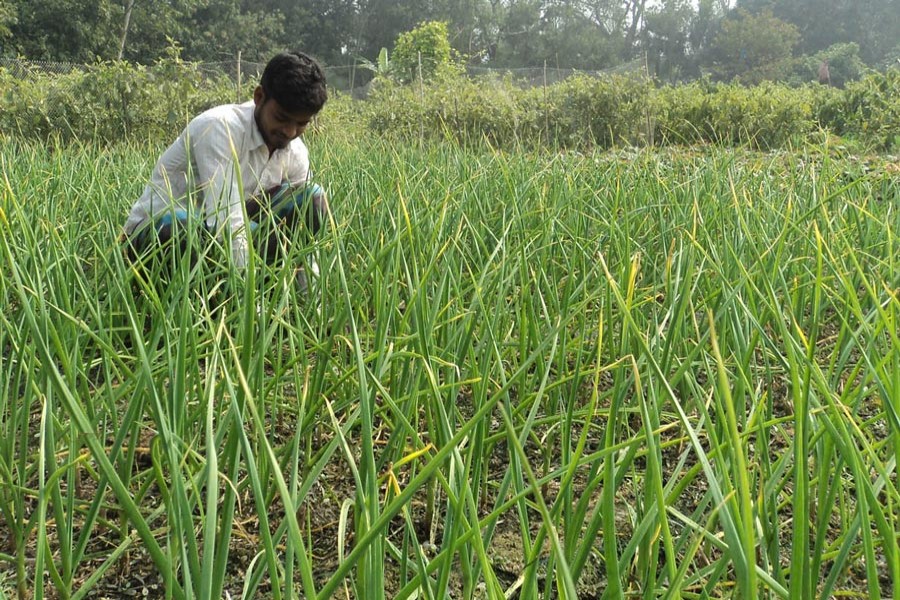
[1,136,899,598]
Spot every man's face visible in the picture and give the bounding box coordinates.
[253,86,316,153]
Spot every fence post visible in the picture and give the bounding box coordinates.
[418,52,424,145]
[543,60,549,147]
[644,50,654,147]
[236,50,242,103]
[349,59,356,97]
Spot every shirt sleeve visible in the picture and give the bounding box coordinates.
[190,116,250,268]
[284,140,312,187]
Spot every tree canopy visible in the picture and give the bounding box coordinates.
[1,0,897,84]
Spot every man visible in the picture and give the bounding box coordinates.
[122,51,328,286]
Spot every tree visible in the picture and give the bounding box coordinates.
[354,0,429,64]
[0,1,14,42]
[540,0,624,69]
[705,8,799,83]
[176,0,283,62]
[576,0,648,58]
[879,42,900,71]
[689,0,729,58]
[116,0,196,62]
[392,20,457,82]
[642,0,694,80]
[736,0,900,65]
[118,0,136,59]
[245,0,358,65]
[430,0,483,57]
[488,0,630,69]
[490,0,545,67]
[6,0,119,60]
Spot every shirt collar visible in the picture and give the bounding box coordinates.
[243,101,268,153]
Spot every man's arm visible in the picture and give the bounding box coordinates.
[284,139,311,187]
[191,118,250,268]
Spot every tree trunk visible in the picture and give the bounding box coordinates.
[118,0,136,60]
[624,0,647,53]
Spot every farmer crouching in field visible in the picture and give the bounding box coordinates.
[121,51,328,292]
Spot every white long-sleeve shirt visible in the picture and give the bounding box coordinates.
[123,101,311,267]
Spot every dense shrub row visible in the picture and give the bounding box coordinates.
[364,69,899,151]
[0,53,238,143]
[1,55,898,151]
[653,80,818,148]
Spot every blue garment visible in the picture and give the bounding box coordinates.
[126,183,324,263]
[248,182,323,234]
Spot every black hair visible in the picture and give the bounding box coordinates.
[260,51,328,114]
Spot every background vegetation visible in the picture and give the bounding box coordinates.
[2,52,898,151]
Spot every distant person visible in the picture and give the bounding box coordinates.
[818,59,831,86]
[121,51,329,290]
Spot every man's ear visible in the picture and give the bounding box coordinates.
[253,86,265,106]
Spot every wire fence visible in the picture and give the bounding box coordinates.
[0,58,86,77]
[0,56,647,98]
[162,59,649,100]
[466,59,647,87]
[0,56,650,141]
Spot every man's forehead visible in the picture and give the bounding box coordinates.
[266,97,315,120]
